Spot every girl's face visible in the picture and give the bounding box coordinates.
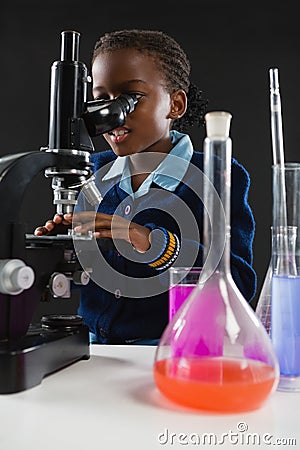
[92,48,174,156]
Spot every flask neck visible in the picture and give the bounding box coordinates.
[271,225,297,276]
[203,137,232,275]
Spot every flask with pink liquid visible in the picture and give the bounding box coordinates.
[153,111,279,413]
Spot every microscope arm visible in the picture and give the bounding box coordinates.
[0,151,56,225]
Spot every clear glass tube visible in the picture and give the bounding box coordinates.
[257,164,300,330]
[153,111,279,413]
[272,165,300,391]
[269,68,289,271]
[269,68,285,167]
[256,68,288,329]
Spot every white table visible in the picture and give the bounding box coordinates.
[0,345,299,450]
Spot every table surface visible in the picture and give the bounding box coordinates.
[0,345,299,450]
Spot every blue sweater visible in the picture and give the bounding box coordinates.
[77,137,257,344]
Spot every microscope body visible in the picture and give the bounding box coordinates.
[0,31,139,393]
[0,30,94,344]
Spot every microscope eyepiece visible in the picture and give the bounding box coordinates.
[115,93,141,113]
[60,30,80,62]
[83,93,140,137]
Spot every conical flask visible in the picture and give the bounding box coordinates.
[255,223,297,335]
[153,111,279,413]
[255,262,272,333]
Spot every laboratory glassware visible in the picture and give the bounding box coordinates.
[256,67,288,331]
[270,164,300,391]
[168,267,202,322]
[153,111,279,412]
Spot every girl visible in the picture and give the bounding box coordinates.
[35,29,257,344]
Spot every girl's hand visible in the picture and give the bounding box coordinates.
[64,212,151,253]
[34,214,72,236]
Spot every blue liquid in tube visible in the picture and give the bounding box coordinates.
[271,275,300,376]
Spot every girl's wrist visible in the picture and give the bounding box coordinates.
[129,225,151,253]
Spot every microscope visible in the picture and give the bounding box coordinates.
[0,31,139,393]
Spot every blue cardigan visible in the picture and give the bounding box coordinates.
[77,146,257,344]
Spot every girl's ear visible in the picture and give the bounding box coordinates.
[167,89,187,120]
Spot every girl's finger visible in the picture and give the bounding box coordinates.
[44,221,55,230]
[74,222,98,233]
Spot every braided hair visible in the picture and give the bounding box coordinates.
[92,29,208,132]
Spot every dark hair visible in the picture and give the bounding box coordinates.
[92,29,208,132]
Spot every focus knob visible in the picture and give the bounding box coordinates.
[49,272,70,298]
[0,259,35,295]
[72,270,90,286]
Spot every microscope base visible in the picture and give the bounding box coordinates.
[0,323,90,394]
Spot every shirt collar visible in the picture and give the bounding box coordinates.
[102,130,194,197]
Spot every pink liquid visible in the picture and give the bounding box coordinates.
[169,285,195,321]
[170,282,226,357]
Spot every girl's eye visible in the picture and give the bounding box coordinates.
[128,92,144,97]
[94,95,110,101]
[94,93,144,101]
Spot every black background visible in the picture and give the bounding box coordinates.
[1,0,299,314]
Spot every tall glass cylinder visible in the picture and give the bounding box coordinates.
[271,164,300,391]
[153,111,279,412]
